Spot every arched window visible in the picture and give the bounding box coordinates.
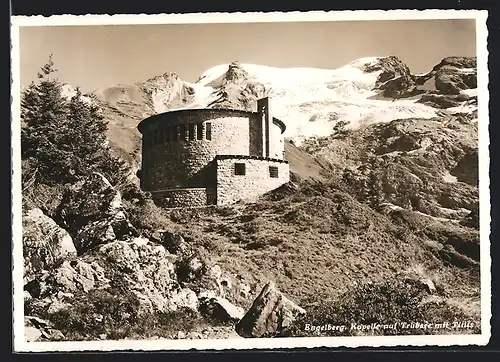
[172,125,179,141]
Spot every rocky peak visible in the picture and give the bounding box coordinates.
[434,56,477,71]
[365,56,418,98]
[140,71,195,113]
[415,56,477,95]
[223,61,251,86]
[365,56,413,84]
[206,61,268,111]
[145,71,180,84]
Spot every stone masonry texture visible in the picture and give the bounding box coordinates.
[216,157,289,205]
[138,100,288,208]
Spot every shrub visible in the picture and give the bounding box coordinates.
[245,235,286,250]
[213,206,239,217]
[27,289,212,341]
[279,278,479,337]
[31,289,142,340]
[125,198,175,238]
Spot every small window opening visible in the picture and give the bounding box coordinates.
[188,124,195,140]
[269,166,279,178]
[179,124,186,141]
[196,123,204,140]
[206,122,212,140]
[172,125,179,141]
[234,162,246,176]
[158,130,164,144]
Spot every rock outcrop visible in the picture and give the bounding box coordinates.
[366,55,418,98]
[57,172,139,254]
[140,72,196,113]
[235,282,306,338]
[23,208,77,283]
[198,292,245,323]
[208,61,268,111]
[433,57,477,95]
[25,237,199,324]
[25,316,65,342]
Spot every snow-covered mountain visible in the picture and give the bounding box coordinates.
[87,55,477,166]
[183,58,439,140]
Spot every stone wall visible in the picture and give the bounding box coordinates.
[216,156,290,205]
[150,187,216,208]
[269,122,285,160]
[141,111,256,191]
[138,108,288,207]
[140,109,286,191]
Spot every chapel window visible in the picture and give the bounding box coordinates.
[179,124,187,141]
[172,125,179,141]
[269,166,279,178]
[153,130,159,145]
[234,162,246,176]
[206,122,212,140]
[196,123,204,140]
[188,124,195,141]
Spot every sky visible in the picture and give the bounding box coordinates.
[18,19,477,93]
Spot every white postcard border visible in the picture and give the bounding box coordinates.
[10,10,491,352]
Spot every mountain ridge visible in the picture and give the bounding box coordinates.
[58,55,478,189]
[77,55,476,173]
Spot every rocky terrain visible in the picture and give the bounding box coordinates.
[22,55,481,341]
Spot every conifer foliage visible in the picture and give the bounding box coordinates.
[21,56,126,187]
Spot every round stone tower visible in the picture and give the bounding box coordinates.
[137,97,289,207]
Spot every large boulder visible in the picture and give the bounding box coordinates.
[52,259,110,293]
[93,238,179,313]
[435,64,477,95]
[23,208,77,282]
[28,238,183,316]
[198,291,244,323]
[167,288,199,312]
[235,282,306,338]
[25,316,65,342]
[57,172,139,253]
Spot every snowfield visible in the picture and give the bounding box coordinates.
[181,58,439,141]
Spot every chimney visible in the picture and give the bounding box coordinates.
[257,97,271,158]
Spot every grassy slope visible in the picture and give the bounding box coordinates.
[139,183,479,323]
